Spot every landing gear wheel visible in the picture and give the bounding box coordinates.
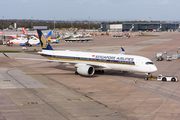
[98,70,102,74]
[95,70,104,74]
[75,71,79,75]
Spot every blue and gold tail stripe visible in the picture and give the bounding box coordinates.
[36,29,53,50]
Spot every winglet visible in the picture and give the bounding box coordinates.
[119,47,125,55]
[2,52,10,58]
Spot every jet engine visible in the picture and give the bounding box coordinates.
[77,65,95,76]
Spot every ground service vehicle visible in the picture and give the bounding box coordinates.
[166,56,172,61]
[157,74,178,82]
[156,52,163,61]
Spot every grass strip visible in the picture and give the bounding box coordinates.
[0,51,38,53]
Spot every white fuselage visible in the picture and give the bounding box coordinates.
[10,36,40,45]
[39,50,157,73]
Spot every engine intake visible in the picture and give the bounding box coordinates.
[77,65,95,76]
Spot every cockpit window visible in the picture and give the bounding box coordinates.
[146,62,154,65]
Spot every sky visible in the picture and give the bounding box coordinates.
[0,0,180,21]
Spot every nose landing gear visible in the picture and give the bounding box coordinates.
[144,73,151,80]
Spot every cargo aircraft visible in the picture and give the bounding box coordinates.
[3,29,157,76]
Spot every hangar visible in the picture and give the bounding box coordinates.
[101,23,179,32]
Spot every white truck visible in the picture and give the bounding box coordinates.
[157,74,179,82]
[156,52,163,61]
[166,56,172,61]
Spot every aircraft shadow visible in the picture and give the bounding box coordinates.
[104,71,145,79]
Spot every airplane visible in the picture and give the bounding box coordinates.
[3,29,157,76]
[0,31,17,38]
[9,31,52,46]
[22,28,37,36]
[0,31,3,35]
[45,31,58,43]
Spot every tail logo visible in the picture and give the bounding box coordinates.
[41,34,48,48]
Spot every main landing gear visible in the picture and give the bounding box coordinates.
[75,71,79,75]
[95,70,104,74]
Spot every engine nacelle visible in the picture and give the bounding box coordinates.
[77,65,95,76]
[20,43,25,46]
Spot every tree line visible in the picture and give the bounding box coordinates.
[0,20,101,30]
[0,19,175,30]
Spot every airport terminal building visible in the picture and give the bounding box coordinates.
[101,23,180,32]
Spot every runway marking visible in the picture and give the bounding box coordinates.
[67,99,81,101]
[3,80,11,82]
[17,99,95,106]
[28,102,38,105]
[67,99,94,102]
[18,102,39,106]
[18,104,24,106]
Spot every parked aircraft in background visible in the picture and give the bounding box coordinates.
[9,30,52,46]
[0,31,3,35]
[9,36,40,46]
[3,29,157,76]
[0,31,16,38]
[22,28,37,36]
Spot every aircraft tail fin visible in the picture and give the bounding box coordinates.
[0,31,3,35]
[45,31,52,40]
[36,29,53,50]
[22,28,28,34]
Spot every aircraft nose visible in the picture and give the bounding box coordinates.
[151,65,157,72]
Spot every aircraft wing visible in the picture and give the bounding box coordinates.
[2,52,106,68]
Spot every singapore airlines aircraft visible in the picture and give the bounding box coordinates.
[3,29,157,76]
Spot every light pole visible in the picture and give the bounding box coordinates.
[71,18,73,28]
[2,16,4,30]
[54,17,55,32]
[54,17,56,38]
[88,17,90,29]
[31,17,33,30]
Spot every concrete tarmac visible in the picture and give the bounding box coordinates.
[0,31,180,120]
